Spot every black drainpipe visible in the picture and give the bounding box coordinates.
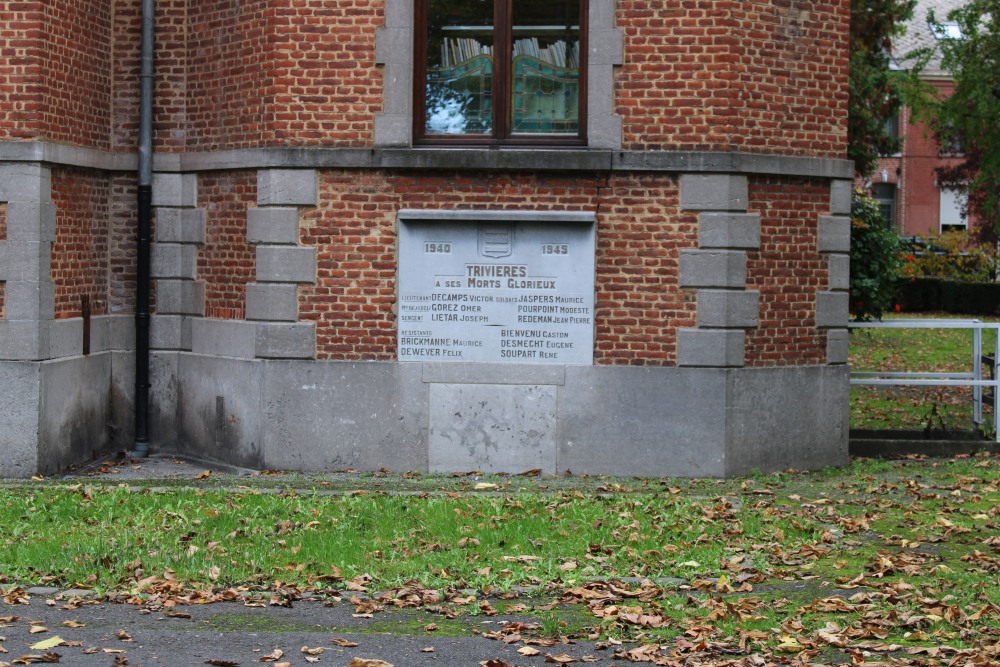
[133,0,154,458]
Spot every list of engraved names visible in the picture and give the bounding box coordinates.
[398,220,595,364]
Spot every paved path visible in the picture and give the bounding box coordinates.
[1,592,606,666]
[1,455,609,666]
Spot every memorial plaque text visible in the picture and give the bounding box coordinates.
[398,218,595,364]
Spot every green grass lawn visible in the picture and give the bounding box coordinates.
[850,314,999,432]
[2,457,1000,665]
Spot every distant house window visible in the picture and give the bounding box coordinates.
[939,188,967,232]
[872,183,897,229]
[877,112,901,157]
[414,0,586,145]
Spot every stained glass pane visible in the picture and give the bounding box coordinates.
[510,0,579,135]
[425,0,494,135]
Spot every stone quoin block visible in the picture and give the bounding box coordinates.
[697,290,760,329]
[0,242,51,283]
[255,246,316,284]
[156,208,206,244]
[0,320,49,361]
[151,244,198,280]
[815,291,850,328]
[254,322,316,359]
[827,329,850,365]
[48,319,83,358]
[828,254,850,291]
[6,202,56,242]
[831,180,853,216]
[155,279,206,316]
[0,163,51,203]
[150,315,192,351]
[680,174,749,212]
[817,216,851,253]
[679,250,747,289]
[247,208,301,245]
[191,319,256,359]
[257,169,318,207]
[152,173,198,208]
[698,213,761,250]
[677,329,746,368]
[246,283,298,322]
[4,280,55,321]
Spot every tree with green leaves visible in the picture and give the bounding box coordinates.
[849,0,919,177]
[927,1,1000,236]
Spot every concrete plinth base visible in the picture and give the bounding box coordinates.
[146,355,848,477]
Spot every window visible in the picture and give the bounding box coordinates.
[414,0,586,145]
[939,188,967,232]
[872,183,896,229]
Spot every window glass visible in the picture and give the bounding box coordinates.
[425,0,495,135]
[418,0,584,143]
[510,0,579,135]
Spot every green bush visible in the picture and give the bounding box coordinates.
[900,230,998,283]
[850,191,902,320]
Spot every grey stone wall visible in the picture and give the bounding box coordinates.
[149,356,848,477]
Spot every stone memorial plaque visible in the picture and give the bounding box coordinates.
[398,215,595,364]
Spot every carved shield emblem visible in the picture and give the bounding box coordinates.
[478,224,513,258]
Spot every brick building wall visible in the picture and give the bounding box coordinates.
[198,172,257,320]
[0,2,44,141]
[51,169,111,319]
[0,0,853,477]
[745,177,829,367]
[0,1,112,146]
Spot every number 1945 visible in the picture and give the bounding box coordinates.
[541,244,569,255]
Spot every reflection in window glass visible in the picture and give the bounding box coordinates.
[425,0,494,135]
[510,0,579,134]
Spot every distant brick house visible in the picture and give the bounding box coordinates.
[0,0,853,478]
[873,0,977,236]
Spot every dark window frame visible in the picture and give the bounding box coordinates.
[413,0,588,147]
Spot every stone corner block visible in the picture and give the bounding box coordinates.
[6,202,56,242]
[151,244,198,280]
[0,320,50,360]
[156,208,206,244]
[677,328,745,368]
[697,290,759,329]
[679,249,747,289]
[0,241,52,282]
[152,173,198,208]
[257,169,318,207]
[247,208,301,245]
[150,314,192,351]
[191,319,256,359]
[817,216,851,254]
[698,212,761,250]
[155,280,205,316]
[815,291,850,329]
[828,254,850,291]
[255,322,316,359]
[831,180,853,216]
[48,318,83,359]
[827,328,849,365]
[256,246,316,284]
[246,283,299,322]
[5,280,55,321]
[680,174,749,212]
[0,163,51,203]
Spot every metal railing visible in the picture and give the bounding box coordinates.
[849,319,1000,442]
